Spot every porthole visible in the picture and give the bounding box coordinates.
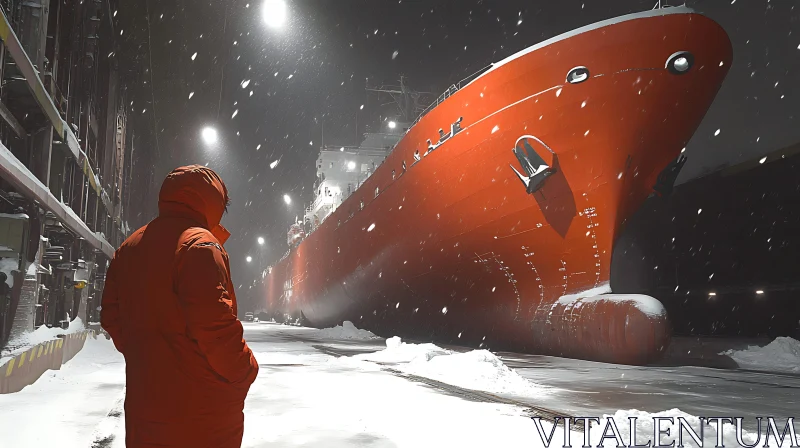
[566,66,589,84]
[666,51,694,75]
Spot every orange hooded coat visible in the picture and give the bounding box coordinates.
[101,165,258,448]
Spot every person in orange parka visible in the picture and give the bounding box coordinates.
[101,165,259,448]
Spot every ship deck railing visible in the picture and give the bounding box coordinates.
[409,64,492,129]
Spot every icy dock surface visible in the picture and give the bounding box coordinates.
[1,323,798,447]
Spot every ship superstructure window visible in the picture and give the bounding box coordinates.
[402,161,407,172]
[392,169,396,180]
[375,187,380,198]
[360,201,364,210]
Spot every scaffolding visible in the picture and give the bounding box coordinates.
[0,0,135,348]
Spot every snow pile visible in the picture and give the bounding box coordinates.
[1,317,87,364]
[403,349,548,396]
[354,336,451,363]
[312,321,380,340]
[604,409,759,448]
[723,337,800,373]
[354,337,547,396]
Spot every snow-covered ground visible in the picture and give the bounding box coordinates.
[0,335,125,448]
[1,322,798,447]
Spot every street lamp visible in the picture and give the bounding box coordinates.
[201,127,218,145]
[246,256,253,263]
[388,121,397,129]
[262,0,287,28]
[257,236,265,245]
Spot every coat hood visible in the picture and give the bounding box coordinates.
[158,165,231,243]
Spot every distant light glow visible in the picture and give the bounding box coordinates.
[708,292,716,296]
[759,157,767,164]
[340,147,345,152]
[257,237,265,245]
[388,121,397,129]
[756,290,764,295]
[201,127,218,145]
[263,0,287,28]
[283,194,291,205]
[347,161,356,170]
[246,256,253,263]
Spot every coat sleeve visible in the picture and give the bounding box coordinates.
[100,255,125,353]
[176,241,258,386]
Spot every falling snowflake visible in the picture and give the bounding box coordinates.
[191,52,197,61]
[270,159,279,169]
[241,80,251,88]
[392,50,399,60]
[491,125,500,134]
[714,129,721,136]
[367,223,376,232]
[759,157,767,164]
[188,92,194,99]
[232,109,238,119]
[441,307,448,315]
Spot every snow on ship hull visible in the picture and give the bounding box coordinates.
[265,8,732,365]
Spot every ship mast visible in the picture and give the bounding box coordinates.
[365,76,431,124]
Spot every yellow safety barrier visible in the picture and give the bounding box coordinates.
[0,330,96,394]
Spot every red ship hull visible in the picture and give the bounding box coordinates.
[263,8,732,365]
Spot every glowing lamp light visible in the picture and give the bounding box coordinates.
[246,256,253,263]
[257,236,265,245]
[708,292,716,296]
[201,127,218,145]
[347,161,356,170]
[756,290,764,295]
[388,121,397,129]
[262,0,287,28]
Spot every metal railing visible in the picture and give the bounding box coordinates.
[410,64,492,128]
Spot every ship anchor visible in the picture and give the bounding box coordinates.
[510,137,557,194]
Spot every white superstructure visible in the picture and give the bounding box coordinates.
[304,130,405,232]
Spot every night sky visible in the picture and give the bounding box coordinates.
[113,0,799,308]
